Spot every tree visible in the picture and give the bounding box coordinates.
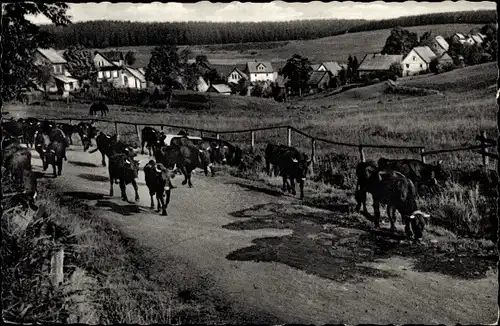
[145,44,182,90]
[63,45,98,85]
[389,62,403,77]
[2,2,71,101]
[381,27,419,56]
[38,61,54,96]
[429,57,441,73]
[125,51,136,66]
[237,77,250,96]
[282,54,312,95]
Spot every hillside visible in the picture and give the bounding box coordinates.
[98,23,487,69]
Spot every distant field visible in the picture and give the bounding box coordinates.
[94,23,485,69]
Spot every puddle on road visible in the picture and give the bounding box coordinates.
[224,202,497,282]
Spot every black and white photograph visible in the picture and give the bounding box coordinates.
[1,1,499,324]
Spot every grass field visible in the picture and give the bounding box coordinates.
[88,23,486,69]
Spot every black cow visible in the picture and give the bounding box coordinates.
[355,160,379,214]
[49,128,70,161]
[56,123,78,145]
[141,127,160,156]
[108,154,140,202]
[144,160,175,215]
[265,143,282,177]
[199,137,241,166]
[265,143,311,200]
[89,102,109,116]
[77,122,98,152]
[89,132,137,166]
[2,119,24,141]
[155,143,212,188]
[44,140,66,177]
[356,163,431,241]
[34,130,50,169]
[377,158,446,193]
[38,119,56,135]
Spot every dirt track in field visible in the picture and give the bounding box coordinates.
[30,144,498,324]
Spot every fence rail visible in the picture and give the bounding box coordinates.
[26,115,499,169]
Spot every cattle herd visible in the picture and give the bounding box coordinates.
[2,113,446,242]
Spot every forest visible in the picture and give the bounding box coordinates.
[41,10,497,49]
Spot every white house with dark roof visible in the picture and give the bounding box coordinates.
[401,46,437,76]
[34,48,79,96]
[207,83,231,95]
[311,61,343,77]
[429,35,450,55]
[227,67,248,84]
[93,51,147,89]
[244,61,277,83]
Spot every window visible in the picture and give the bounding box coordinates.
[254,74,257,78]
[105,71,111,78]
[113,71,118,78]
[123,75,128,86]
[266,74,269,77]
[413,56,416,61]
[69,82,73,90]
[420,64,423,68]
[406,64,409,68]
[98,71,103,78]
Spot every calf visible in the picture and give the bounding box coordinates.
[108,154,140,202]
[265,143,283,177]
[141,127,160,156]
[266,143,311,200]
[21,117,40,147]
[44,140,66,177]
[144,160,175,215]
[34,130,50,170]
[355,160,378,214]
[49,128,70,161]
[38,119,56,135]
[77,122,98,152]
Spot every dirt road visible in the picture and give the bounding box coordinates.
[30,146,497,324]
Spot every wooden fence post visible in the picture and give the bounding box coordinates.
[135,124,141,146]
[216,133,220,140]
[287,127,292,147]
[480,130,489,167]
[69,119,72,125]
[420,148,426,164]
[114,122,119,140]
[161,125,164,131]
[310,138,316,174]
[200,131,203,138]
[251,131,255,150]
[50,247,64,288]
[358,145,365,162]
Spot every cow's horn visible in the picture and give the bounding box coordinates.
[50,149,55,153]
[125,159,131,164]
[292,158,298,163]
[155,166,162,173]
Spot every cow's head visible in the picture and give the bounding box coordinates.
[81,134,91,152]
[292,153,312,180]
[432,160,447,182]
[409,210,431,240]
[155,162,175,187]
[124,157,141,179]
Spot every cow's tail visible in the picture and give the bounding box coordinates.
[88,147,99,154]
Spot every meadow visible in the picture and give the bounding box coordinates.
[87,23,486,69]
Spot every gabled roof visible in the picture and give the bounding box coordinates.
[246,61,274,73]
[94,51,120,67]
[307,71,328,85]
[209,84,231,93]
[54,75,78,84]
[37,48,67,64]
[434,36,449,51]
[228,67,248,80]
[411,46,437,63]
[125,67,146,83]
[322,61,342,74]
[358,53,402,71]
[454,33,466,39]
[436,52,453,62]
[311,64,321,71]
[102,51,124,62]
[470,35,483,44]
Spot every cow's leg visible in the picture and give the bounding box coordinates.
[187,170,193,188]
[57,157,63,176]
[388,206,396,232]
[290,178,297,196]
[52,162,57,178]
[299,178,305,200]
[109,178,114,197]
[149,191,155,209]
[266,160,272,176]
[156,192,162,213]
[403,216,414,240]
[282,175,287,192]
[101,151,106,167]
[162,189,170,216]
[132,180,140,202]
[373,198,381,228]
[69,134,73,145]
[180,166,189,185]
[141,139,146,155]
[120,180,128,202]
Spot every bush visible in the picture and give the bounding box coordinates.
[442,62,455,72]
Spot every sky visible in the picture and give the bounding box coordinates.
[28,1,497,24]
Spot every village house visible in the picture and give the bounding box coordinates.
[434,52,454,66]
[94,51,147,89]
[307,71,330,93]
[227,67,248,84]
[401,46,437,76]
[207,84,232,95]
[34,48,80,97]
[311,61,343,77]
[244,61,277,83]
[357,53,402,77]
[194,76,210,92]
[429,35,449,55]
